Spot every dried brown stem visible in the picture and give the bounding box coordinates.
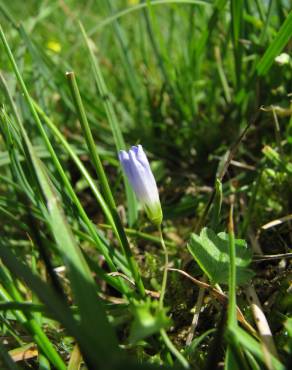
[169,268,256,338]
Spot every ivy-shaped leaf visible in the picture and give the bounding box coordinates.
[187,227,254,285]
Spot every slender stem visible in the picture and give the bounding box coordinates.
[65,71,145,296]
[227,202,237,329]
[32,101,145,297]
[77,25,146,296]
[271,106,284,159]
[158,227,189,367]
[186,275,207,345]
[99,223,176,247]
[79,22,138,226]
[187,178,222,344]
[226,203,248,368]
[160,329,189,369]
[210,178,223,231]
[158,225,168,308]
[0,72,124,292]
[66,71,115,209]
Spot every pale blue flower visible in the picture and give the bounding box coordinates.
[119,145,163,225]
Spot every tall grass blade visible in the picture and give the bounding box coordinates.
[66,71,145,296]
[0,245,122,369]
[256,10,292,76]
[230,0,244,88]
[0,73,124,292]
[0,262,66,370]
[104,0,143,105]
[79,22,138,226]
[0,24,121,368]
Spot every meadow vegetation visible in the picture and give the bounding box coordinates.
[0,1,291,369]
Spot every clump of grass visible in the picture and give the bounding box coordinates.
[0,1,291,369]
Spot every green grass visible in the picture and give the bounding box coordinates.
[0,1,291,369]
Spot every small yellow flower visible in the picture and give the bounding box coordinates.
[47,41,61,53]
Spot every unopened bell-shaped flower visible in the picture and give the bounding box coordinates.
[119,145,163,226]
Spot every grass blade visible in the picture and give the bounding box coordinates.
[227,203,237,329]
[230,0,244,88]
[0,24,121,368]
[0,73,125,292]
[79,21,138,226]
[66,71,145,296]
[0,342,20,370]
[104,0,143,105]
[228,327,285,370]
[256,9,292,76]
[0,265,66,370]
[0,245,120,368]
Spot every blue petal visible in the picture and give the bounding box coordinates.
[119,150,134,183]
[119,145,160,206]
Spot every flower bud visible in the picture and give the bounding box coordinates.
[119,145,163,226]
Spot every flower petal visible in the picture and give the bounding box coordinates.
[118,145,163,225]
[119,150,134,182]
[128,149,152,202]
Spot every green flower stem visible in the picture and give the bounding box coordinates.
[227,204,247,368]
[227,203,237,329]
[158,227,189,367]
[65,71,145,297]
[99,223,176,248]
[158,225,168,308]
[34,101,144,296]
[160,329,189,369]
